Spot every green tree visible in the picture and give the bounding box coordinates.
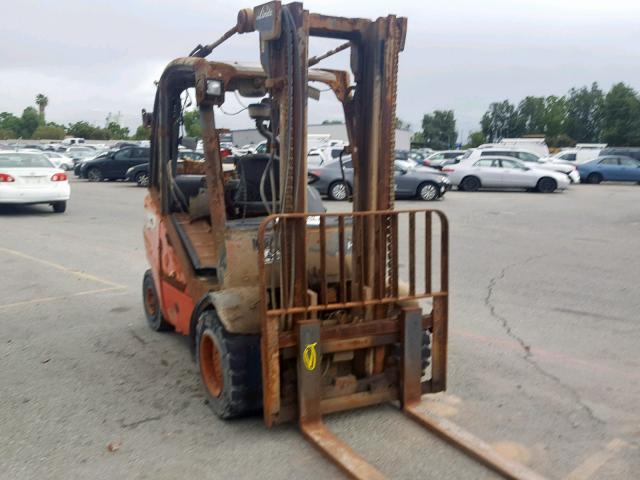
[411,131,426,145]
[105,121,130,139]
[420,110,457,150]
[35,94,49,123]
[601,83,640,146]
[480,100,518,142]
[67,121,113,139]
[464,131,486,148]
[183,110,202,137]
[32,125,66,140]
[20,107,40,138]
[564,83,604,143]
[67,121,98,139]
[0,129,14,139]
[0,112,21,138]
[46,121,67,131]
[132,125,150,140]
[515,96,546,136]
[546,134,575,149]
[543,95,567,140]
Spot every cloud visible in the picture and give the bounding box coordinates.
[1,0,639,139]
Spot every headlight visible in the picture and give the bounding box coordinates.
[206,79,223,96]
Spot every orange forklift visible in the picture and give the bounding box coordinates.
[141,2,543,478]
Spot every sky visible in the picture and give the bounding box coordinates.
[1,0,639,141]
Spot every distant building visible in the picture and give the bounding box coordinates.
[230,123,411,151]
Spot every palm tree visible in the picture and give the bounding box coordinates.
[35,94,49,122]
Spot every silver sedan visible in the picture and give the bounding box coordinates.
[443,156,570,193]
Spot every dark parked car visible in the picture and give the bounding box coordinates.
[124,150,204,187]
[308,157,450,201]
[74,151,109,176]
[80,147,150,181]
[125,163,150,187]
[577,155,640,184]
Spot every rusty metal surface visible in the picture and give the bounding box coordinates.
[308,41,351,67]
[189,25,239,58]
[258,209,449,317]
[401,307,423,406]
[257,208,449,428]
[206,287,262,334]
[300,421,386,480]
[297,320,321,423]
[431,295,448,392]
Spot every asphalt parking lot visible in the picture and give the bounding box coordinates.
[1,180,639,479]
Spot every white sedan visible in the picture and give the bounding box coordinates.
[443,156,570,193]
[0,152,70,212]
[42,151,75,170]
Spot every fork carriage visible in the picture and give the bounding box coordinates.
[256,209,449,426]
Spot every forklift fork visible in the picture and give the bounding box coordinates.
[296,309,545,480]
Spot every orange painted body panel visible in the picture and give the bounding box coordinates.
[143,193,194,336]
[160,281,195,335]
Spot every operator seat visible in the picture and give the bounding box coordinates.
[232,154,280,217]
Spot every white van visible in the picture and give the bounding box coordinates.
[548,144,607,164]
[497,138,549,157]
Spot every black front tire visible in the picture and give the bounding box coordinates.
[87,168,103,182]
[417,182,440,201]
[587,173,602,184]
[52,201,66,213]
[196,310,262,419]
[460,176,481,192]
[135,171,150,187]
[327,181,349,201]
[537,177,557,193]
[142,270,172,332]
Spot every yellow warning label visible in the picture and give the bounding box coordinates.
[303,342,318,371]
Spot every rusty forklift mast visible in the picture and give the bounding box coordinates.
[142,2,545,478]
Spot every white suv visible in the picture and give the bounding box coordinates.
[461,148,580,183]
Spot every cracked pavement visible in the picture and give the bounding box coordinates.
[0,180,639,479]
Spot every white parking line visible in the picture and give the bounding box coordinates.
[0,246,126,289]
[0,287,126,311]
[564,439,629,480]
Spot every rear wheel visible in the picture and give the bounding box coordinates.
[537,177,557,193]
[135,171,150,187]
[328,181,349,201]
[587,172,603,184]
[142,270,172,332]
[196,310,262,419]
[460,176,480,192]
[417,182,440,201]
[87,168,103,182]
[52,201,66,213]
